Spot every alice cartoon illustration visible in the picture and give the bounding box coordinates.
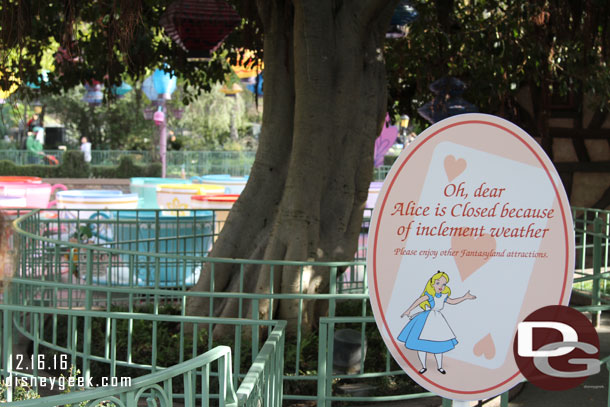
[399,271,476,374]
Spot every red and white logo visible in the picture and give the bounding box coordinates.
[513,305,600,391]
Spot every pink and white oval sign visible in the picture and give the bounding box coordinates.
[366,113,574,400]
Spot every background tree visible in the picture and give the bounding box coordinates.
[178,83,261,151]
[42,87,154,150]
[387,0,610,159]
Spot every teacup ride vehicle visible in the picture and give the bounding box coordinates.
[130,177,190,209]
[156,183,225,216]
[191,174,248,195]
[190,194,239,240]
[101,209,215,287]
[0,181,67,209]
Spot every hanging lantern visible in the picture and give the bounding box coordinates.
[152,69,177,100]
[26,70,49,90]
[111,82,133,98]
[82,83,103,106]
[387,1,419,38]
[220,83,243,96]
[143,69,177,102]
[245,73,263,96]
[231,49,263,84]
[142,76,158,102]
[160,0,241,59]
[153,108,165,126]
[417,77,478,124]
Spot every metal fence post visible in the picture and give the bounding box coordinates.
[317,322,328,407]
[501,390,509,407]
[2,308,13,402]
[593,217,603,327]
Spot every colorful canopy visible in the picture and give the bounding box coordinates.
[143,69,177,101]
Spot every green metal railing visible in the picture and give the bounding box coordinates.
[1,206,609,406]
[317,316,437,406]
[572,207,610,315]
[0,149,256,177]
[0,150,150,166]
[0,150,394,180]
[0,299,285,405]
[1,318,286,407]
[166,151,255,177]
[6,208,368,404]
[3,343,238,407]
[373,165,391,181]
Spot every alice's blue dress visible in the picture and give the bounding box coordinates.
[397,292,458,354]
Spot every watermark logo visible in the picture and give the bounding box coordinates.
[513,305,600,391]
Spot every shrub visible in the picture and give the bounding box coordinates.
[91,156,161,178]
[384,154,399,166]
[54,150,90,178]
[0,160,52,177]
[0,152,161,178]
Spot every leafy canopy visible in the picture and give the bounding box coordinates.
[0,0,257,102]
[387,0,610,122]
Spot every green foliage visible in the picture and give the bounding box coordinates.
[42,87,155,150]
[387,1,610,124]
[383,155,399,166]
[36,81,261,152]
[0,160,50,177]
[0,103,19,138]
[0,379,40,402]
[0,151,160,178]
[54,150,90,178]
[178,83,262,150]
[91,155,161,178]
[0,139,18,149]
[0,1,233,104]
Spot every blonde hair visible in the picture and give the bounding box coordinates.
[419,271,451,310]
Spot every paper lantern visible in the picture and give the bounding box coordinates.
[220,83,243,96]
[231,49,263,81]
[143,69,177,102]
[152,69,177,99]
[417,77,478,124]
[160,0,240,59]
[82,83,103,106]
[153,109,165,126]
[245,73,263,96]
[387,1,418,39]
[111,82,133,98]
[26,70,49,90]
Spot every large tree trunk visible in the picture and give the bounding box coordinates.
[186,0,398,335]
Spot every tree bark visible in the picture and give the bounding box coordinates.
[186,0,398,335]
